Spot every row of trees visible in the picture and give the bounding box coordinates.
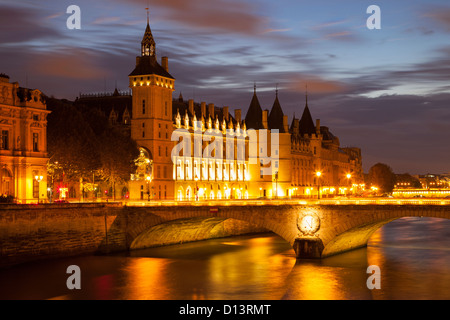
[46,97,139,200]
[367,163,421,194]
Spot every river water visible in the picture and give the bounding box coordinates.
[0,217,449,300]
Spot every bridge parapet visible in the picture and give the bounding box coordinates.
[127,198,450,207]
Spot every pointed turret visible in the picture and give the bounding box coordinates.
[298,92,316,136]
[244,85,264,130]
[129,18,174,79]
[141,11,156,58]
[268,89,285,133]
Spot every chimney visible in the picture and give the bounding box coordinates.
[161,57,169,72]
[316,119,321,135]
[208,103,214,119]
[188,99,194,116]
[136,56,141,66]
[234,109,241,123]
[294,119,299,135]
[283,115,288,133]
[201,102,206,118]
[223,106,229,121]
[262,110,268,129]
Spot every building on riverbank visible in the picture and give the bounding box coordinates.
[0,73,50,203]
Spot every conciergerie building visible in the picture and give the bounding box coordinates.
[79,18,363,202]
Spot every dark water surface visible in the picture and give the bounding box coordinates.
[0,217,449,300]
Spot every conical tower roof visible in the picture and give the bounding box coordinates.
[268,90,285,133]
[298,94,316,135]
[244,86,264,130]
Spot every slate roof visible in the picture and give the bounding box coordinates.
[268,93,285,133]
[129,55,174,79]
[298,103,316,135]
[244,91,264,130]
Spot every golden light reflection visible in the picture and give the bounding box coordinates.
[124,258,169,300]
[208,236,295,299]
[287,264,346,300]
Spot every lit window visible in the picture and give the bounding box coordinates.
[1,130,9,150]
[33,133,39,152]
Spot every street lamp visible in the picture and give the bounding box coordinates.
[47,187,52,203]
[274,171,279,199]
[316,171,322,199]
[146,175,151,201]
[346,173,352,197]
[35,175,43,204]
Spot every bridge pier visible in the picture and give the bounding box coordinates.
[293,237,324,259]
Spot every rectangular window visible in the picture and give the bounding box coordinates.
[33,179,39,198]
[142,100,146,114]
[1,130,9,150]
[33,133,39,152]
[177,160,182,179]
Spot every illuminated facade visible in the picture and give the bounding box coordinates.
[0,74,50,203]
[128,21,363,201]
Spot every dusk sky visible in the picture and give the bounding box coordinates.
[1,0,449,174]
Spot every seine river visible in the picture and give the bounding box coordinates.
[0,217,449,300]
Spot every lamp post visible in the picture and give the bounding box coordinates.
[146,175,151,201]
[35,175,43,204]
[346,173,352,197]
[274,171,279,199]
[47,187,52,203]
[195,174,199,201]
[316,171,321,199]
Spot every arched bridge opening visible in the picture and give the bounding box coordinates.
[99,204,450,259]
[130,217,269,250]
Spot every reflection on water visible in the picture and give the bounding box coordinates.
[0,217,448,300]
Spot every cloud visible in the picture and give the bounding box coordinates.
[124,0,270,35]
[262,28,292,34]
[322,92,450,174]
[92,16,122,25]
[423,6,450,31]
[0,5,61,44]
[309,18,359,42]
[287,75,347,94]
[30,48,112,80]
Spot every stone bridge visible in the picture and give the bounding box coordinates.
[2,202,449,268]
[103,202,450,259]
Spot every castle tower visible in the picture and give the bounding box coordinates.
[129,16,175,200]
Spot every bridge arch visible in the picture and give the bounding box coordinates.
[104,204,450,259]
[115,205,301,252]
[129,216,269,250]
[314,205,450,258]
